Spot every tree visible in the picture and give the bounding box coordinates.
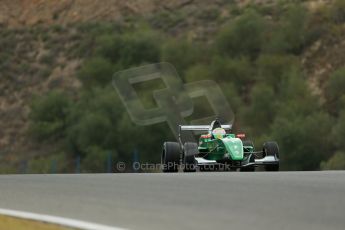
[245,84,275,134]
[29,91,71,140]
[211,56,254,88]
[325,67,345,116]
[161,39,203,74]
[95,30,161,69]
[332,110,345,150]
[269,69,333,170]
[330,0,345,24]
[256,54,299,91]
[265,4,308,54]
[216,9,265,59]
[78,57,114,88]
[321,152,345,170]
[271,112,333,170]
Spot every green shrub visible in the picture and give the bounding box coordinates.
[95,30,161,69]
[161,39,203,74]
[78,57,114,88]
[29,91,71,140]
[245,84,276,133]
[256,54,299,90]
[66,87,123,155]
[267,66,333,170]
[39,52,55,66]
[216,9,265,59]
[37,67,52,78]
[330,0,345,24]
[185,64,212,82]
[210,56,254,88]
[321,152,345,170]
[332,110,345,149]
[218,82,242,113]
[276,67,321,120]
[28,152,69,173]
[271,112,333,170]
[265,4,308,54]
[325,67,345,116]
[71,112,111,152]
[81,146,109,172]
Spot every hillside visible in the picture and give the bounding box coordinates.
[0,0,344,172]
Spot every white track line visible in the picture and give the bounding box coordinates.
[0,208,126,230]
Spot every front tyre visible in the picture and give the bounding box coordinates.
[183,142,197,172]
[162,142,180,173]
[263,141,279,171]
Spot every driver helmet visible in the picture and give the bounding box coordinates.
[212,128,226,139]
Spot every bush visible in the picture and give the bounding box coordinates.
[321,152,345,170]
[218,82,242,114]
[330,0,345,24]
[256,54,299,91]
[332,110,345,149]
[29,91,71,140]
[271,112,333,170]
[268,67,333,170]
[216,9,265,59]
[161,39,203,74]
[95,30,161,69]
[277,67,318,117]
[70,112,111,153]
[119,30,160,67]
[40,53,55,66]
[78,57,114,88]
[245,84,276,134]
[183,64,212,82]
[265,4,308,54]
[210,56,254,88]
[325,67,345,116]
[28,152,69,173]
[66,87,124,156]
[81,146,110,172]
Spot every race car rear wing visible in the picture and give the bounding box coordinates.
[179,125,232,131]
[178,121,232,146]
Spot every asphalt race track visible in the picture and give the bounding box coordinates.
[0,171,344,230]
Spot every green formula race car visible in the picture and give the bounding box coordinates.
[161,119,279,172]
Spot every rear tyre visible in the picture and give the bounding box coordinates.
[183,142,197,172]
[263,141,279,171]
[162,142,180,173]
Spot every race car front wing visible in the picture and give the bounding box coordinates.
[195,154,279,168]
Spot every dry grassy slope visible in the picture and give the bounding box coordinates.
[0,27,82,160]
[0,0,343,164]
[0,0,233,160]
[0,0,222,27]
[302,26,345,96]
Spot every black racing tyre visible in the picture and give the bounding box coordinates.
[162,142,180,173]
[183,142,197,172]
[263,141,279,171]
